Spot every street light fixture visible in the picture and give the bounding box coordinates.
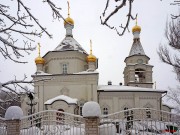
[26,92,38,115]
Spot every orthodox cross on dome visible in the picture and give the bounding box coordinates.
[135,16,138,26]
[86,39,96,63]
[67,0,70,17]
[132,15,141,33]
[37,43,41,57]
[90,39,92,55]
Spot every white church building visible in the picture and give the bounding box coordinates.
[21,11,171,116]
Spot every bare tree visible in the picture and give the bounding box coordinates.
[158,18,180,82]
[158,15,180,113]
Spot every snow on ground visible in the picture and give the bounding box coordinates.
[99,123,116,135]
[1,122,178,135]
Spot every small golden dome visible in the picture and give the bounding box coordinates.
[35,56,45,65]
[87,40,96,62]
[64,17,74,26]
[87,54,96,63]
[35,43,45,65]
[132,17,141,33]
[132,25,141,33]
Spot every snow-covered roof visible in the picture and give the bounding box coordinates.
[98,85,167,93]
[33,70,52,76]
[129,41,145,56]
[162,103,174,109]
[127,63,153,66]
[44,95,77,105]
[74,70,99,74]
[162,98,175,109]
[54,36,87,54]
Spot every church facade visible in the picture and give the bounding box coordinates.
[21,13,169,117]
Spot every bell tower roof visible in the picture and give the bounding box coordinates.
[128,18,146,57]
[129,42,145,56]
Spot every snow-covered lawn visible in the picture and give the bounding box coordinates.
[0,122,179,135]
[19,121,179,135]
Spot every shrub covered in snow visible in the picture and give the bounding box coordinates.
[5,106,23,120]
[82,101,101,117]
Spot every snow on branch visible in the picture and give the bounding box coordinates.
[1,75,53,96]
[158,17,180,82]
[0,0,63,63]
[0,76,53,111]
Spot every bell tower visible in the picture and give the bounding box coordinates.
[123,19,153,88]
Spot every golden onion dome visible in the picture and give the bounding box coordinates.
[35,43,45,65]
[132,17,141,33]
[87,54,96,63]
[64,17,74,26]
[86,40,96,63]
[35,56,45,65]
[132,25,141,33]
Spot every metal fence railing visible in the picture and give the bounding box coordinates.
[0,117,6,135]
[20,110,85,135]
[100,108,180,135]
[1,108,180,135]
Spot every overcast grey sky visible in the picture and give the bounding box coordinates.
[0,0,179,90]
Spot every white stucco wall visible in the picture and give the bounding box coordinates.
[33,73,98,113]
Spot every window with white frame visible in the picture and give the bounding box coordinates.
[103,107,108,115]
[62,64,68,74]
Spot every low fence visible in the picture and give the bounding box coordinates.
[100,108,180,135]
[1,107,180,135]
[20,110,85,135]
[0,117,6,135]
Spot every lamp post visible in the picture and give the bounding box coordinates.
[26,92,38,115]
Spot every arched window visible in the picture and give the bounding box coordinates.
[135,68,145,83]
[56,109,64,123]
[103,107,108,115]
[146,108,151,118]
[124,107,129,118]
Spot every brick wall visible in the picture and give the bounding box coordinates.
[84,117,99,135]
[6,119,20,135]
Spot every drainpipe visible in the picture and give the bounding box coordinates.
[160,92,167,121]
[97,91,100,104]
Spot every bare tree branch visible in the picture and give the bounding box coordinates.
[158,17,180,82]
[100,0,136,36]
[0,0,63,63]
[158,11,180,114]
